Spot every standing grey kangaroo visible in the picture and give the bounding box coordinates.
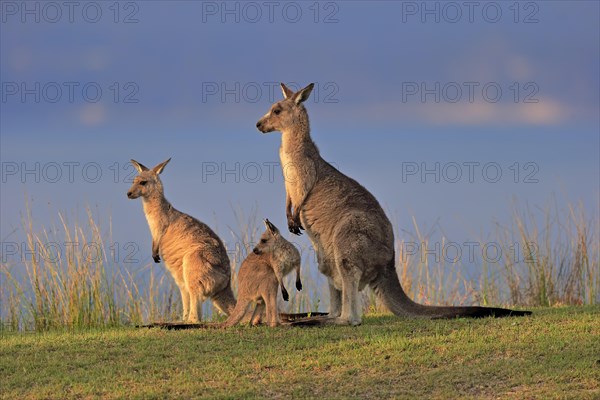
[256,83,531,325]
[222,219,302,327]
[127,158,236,323]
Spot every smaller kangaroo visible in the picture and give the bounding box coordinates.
[222,219,302,327]
[127,158,236,323]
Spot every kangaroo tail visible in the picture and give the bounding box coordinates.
[221,300,250,328]
[220,300,251,328]
[371,258,532,319]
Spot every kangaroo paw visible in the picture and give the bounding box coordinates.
[288,223,304,236]
[287,217,304,236]
[281,286,289,302]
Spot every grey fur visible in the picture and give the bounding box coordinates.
[256,83,531,325]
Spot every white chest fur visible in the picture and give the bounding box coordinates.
[279,147,302,206]
[143,202,165,242]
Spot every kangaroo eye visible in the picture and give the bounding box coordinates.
[273,109,281,115]
[140,181,147,186]
[260,239,267,243]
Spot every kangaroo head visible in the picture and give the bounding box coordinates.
[253,219,301,267]
[126,158,171,200]
[253,219,280,255]
[256,83,314,134]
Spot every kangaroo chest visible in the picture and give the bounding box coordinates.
[145,214,162,241]
[279,148,306,207]
[143,205,167,243]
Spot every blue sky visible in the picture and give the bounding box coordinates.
[1,1,598,273]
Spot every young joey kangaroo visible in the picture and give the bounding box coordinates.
[127,158,236,323]
[222,219,301,328]
[256,83,531,326]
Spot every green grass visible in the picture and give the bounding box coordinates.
[1,307,598,399]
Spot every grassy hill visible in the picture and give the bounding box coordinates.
[1,307,598,399]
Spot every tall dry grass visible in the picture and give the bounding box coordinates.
[0,206,180,331]
[361,199,598,313]
[1,199,598,331]
[495,200,599,307]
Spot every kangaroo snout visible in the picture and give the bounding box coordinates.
[256,119,273,133]
[127,191,134,199]
[253,247,261,255]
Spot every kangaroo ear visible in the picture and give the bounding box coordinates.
[152,158,171,175]
[280,83,294,100]
[293,83,314,105]
[264,218,280,236]
[130,159,149,173]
